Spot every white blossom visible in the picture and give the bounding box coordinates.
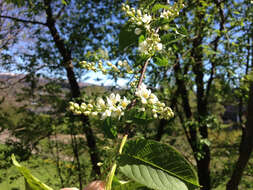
[142,14,152,24]
[121,97,130,108]
[69,83,174,121]
[135,83,151,101]
[134,28,142,35]
[102,110,112,120]
[97,97,105,108]
[139,40,148,55]
[157,43,163,51]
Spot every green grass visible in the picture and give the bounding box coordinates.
[0,137,93,190]
[210,129,253,190]
[0,155,62,190]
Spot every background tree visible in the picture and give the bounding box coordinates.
[0,0,126,186]
[226,1,253,188]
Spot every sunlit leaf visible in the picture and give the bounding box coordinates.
[12,154,54,190]
[118,139,200,190]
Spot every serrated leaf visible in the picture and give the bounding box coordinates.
[12,154,54,190]
[118,139,200,190]
[113,178,148,190]
[119,161,188,190]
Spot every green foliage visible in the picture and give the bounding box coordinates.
[103,118,118,139]
[151,4,172,13]
[118,139,200,190]
[0,143,31,170]
[11,155,53,190]
[112,178,147,190]
[119,23,139,52]
[154,54,170,67]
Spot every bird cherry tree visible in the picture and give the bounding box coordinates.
[12,1,200,190]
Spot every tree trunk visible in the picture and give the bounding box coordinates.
[82,117,101,176]
[196,145,211,190]
[226,83,253,190]
[192,57,211,190]
[44,0,101,176]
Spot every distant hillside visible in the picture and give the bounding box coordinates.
[0,72,91,88]
[0,72,110,111]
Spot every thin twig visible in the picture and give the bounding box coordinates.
[0,15,47,26]
[137,57,151,89]
[127,57,151,110]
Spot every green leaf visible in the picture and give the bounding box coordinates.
[118,139,200,190]
[11,154,54,190]
[119,23,139,52]
[61,0,67,5]
[103,118,117,139]
[152,4,172,13]
[113,178,148,190]
[161,33,186,45]
[154,55,169,67]
[138,35,145,44]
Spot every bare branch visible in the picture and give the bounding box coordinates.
[137,57,151,89]
[205,0,226,100]
[0,15,47,26]
[55,5,66,20]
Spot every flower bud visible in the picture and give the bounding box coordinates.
[137,9,142,16]
[134,28,142,35]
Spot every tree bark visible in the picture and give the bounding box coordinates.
[191,4,211,187]
[44,0,101,176]
[192,42,211,190]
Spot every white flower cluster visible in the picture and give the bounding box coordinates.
[160,9,175,18]
[122,4,163,55]
[79,60,107,74]
[69,93,131,120]
[135,84,174,119]
[117,60,134,74]
[139,32,162,55]
[79,60,134,75]
[106,61,120,73]
[160,1,184,19]
[122,4,152,30]
[69,84,174,121]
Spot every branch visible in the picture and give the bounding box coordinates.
[137,57,151,89]
[0,15,47,26]
[124,57,151,136]
[175,103,191,144]
[205,0,226,100]
[55,5,66,20]
[127,57,151,110]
